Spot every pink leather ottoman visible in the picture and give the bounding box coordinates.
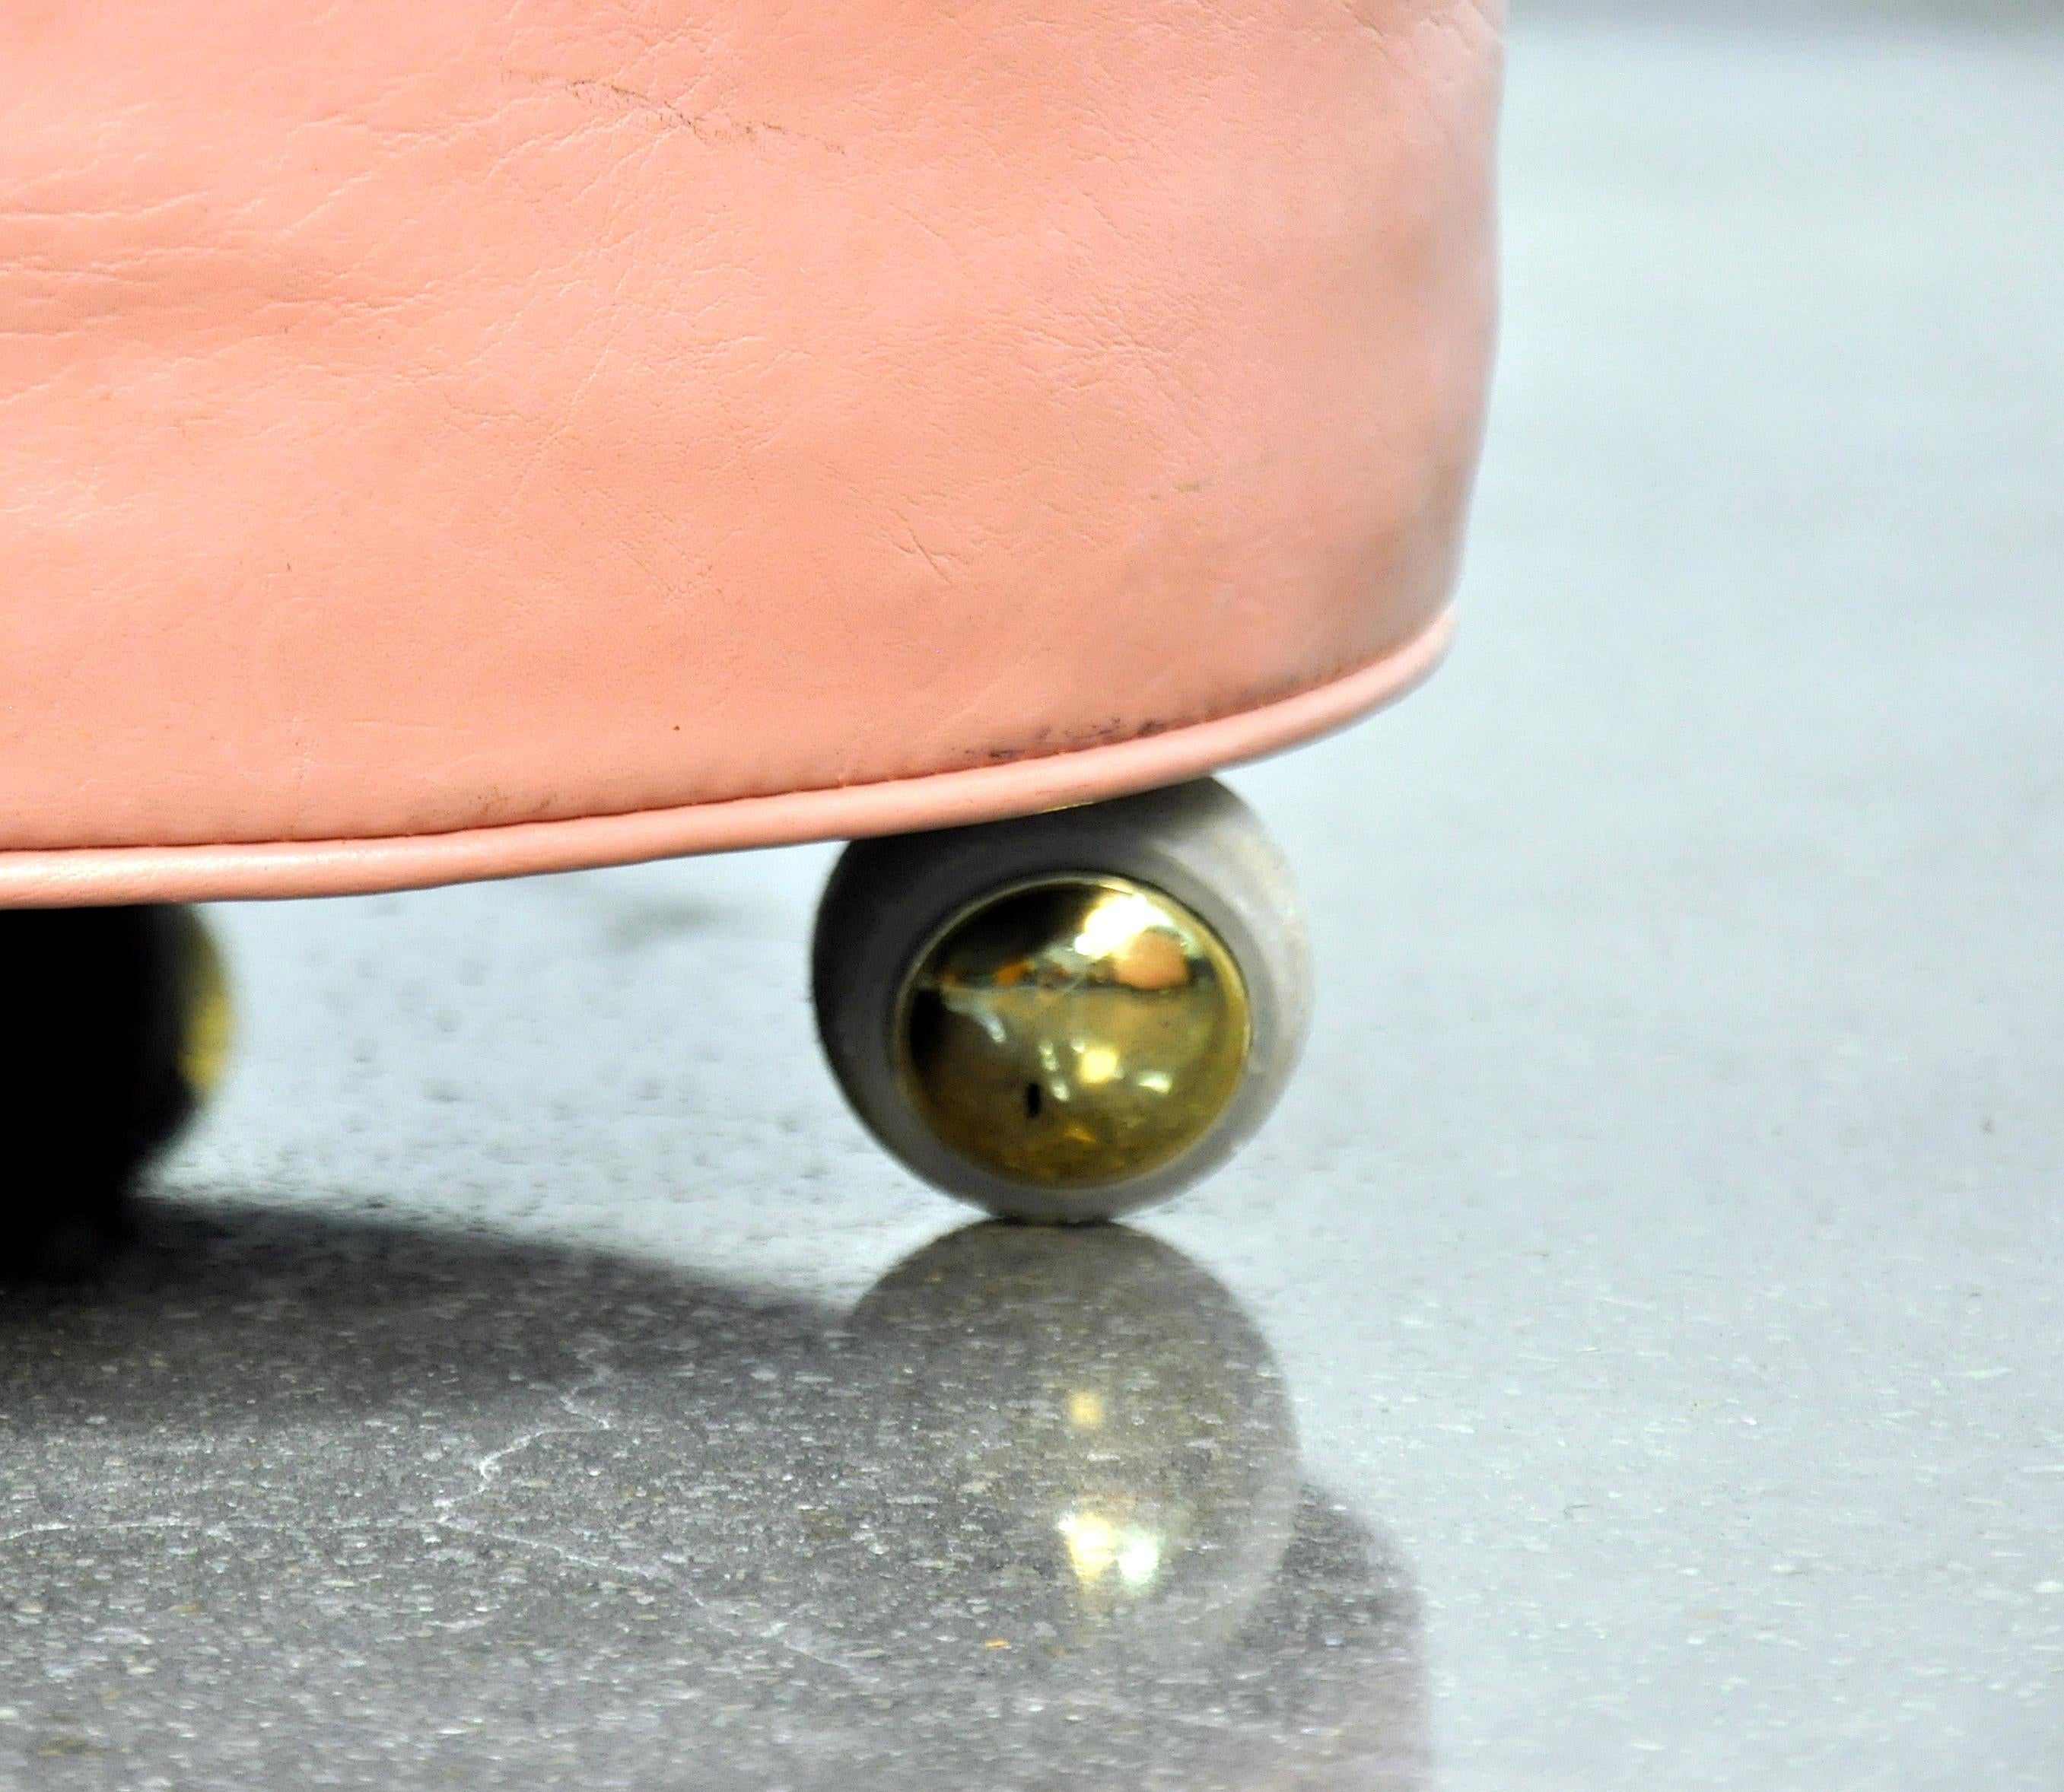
[0,0,1502,1247]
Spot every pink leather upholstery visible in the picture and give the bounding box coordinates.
[0,0,1502,904]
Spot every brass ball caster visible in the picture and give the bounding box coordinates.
[895,874,1253,1193]
[0,904,231,1270]
[813,780,1312,1223]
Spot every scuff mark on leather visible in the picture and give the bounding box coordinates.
[979,716,1166,768]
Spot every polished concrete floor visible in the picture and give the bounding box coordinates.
[5,14,2062,1790]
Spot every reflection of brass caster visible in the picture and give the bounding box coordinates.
[844,1223,1302,1666]
[813,779,1312,1224]
[0,904,232,1269]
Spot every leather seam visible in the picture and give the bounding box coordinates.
[0,608,1452,903]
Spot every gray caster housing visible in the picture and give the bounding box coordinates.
[812,779,1312,1224]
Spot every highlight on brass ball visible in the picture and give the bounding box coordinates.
[892,875,1251,1192]
[173,907,234,1102]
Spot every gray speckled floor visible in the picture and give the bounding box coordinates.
[5,14,2063,1790]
